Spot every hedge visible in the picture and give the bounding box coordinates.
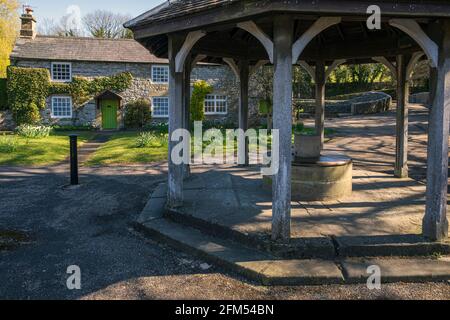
[0,78,6,110]
[7,67,49,124]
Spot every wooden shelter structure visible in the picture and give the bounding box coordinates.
[125,0,450,242]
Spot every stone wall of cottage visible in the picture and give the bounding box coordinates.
[12,60,263,129]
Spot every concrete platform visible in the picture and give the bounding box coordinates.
[134,172,450,285]
[134,218,345,285]
[172,165,450,258]
[342,258,450,284]
[134,214,450,285]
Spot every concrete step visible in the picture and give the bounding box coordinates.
[133,218,345,286]
[342,257,450,284]
[335,235,450,258]
[166,208,337,259]
[134,217,450,285]
[134,183,450,285]
[167,208,450,259]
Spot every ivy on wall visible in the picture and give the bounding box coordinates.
[49,72,133,106]
[6,66,133,124]
[7,67,49,124]
[190,80,213,122]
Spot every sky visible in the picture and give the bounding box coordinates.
[23,0,165,22]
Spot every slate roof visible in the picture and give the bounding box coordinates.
[125,0,236,28]
[10,35,168,64]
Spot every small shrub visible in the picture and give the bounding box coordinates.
[13,102,41,125]
[143,122,169,134]
[52,124,95,132]
[0,135,18,153]
[135,132,168,148]
[16,124,52,139]
[293,123,305,134]
[124,99,152,128]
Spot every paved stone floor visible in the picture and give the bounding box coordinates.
[181,104,448,240]
[311,103,432,182]
[182,166,425,238]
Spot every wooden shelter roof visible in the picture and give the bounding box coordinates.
[125,1,449,65]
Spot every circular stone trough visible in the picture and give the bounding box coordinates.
[263,154,353,201]
[292,155,353,201]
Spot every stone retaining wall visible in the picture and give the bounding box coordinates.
[409,92,430,105]
[0,111,15,131]
[295,92,392,118]
[351,93,391,115]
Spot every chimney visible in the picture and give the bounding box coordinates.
[20,7,37,39]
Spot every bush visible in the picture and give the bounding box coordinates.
[143,122,169,134]
[13,102,41,125]
[293,123,305,134]
[190,80,213,122]
[0,78,7,110]
[52,124,95,132]
[16,124,52,139]
[124,99,152,128]
[0,135,18,153]
[135,132,168,148]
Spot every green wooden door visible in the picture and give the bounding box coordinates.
[101,99,118,130]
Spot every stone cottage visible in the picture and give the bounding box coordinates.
[8,10,261,130]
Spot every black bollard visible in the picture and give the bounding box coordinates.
[69,135,79,185]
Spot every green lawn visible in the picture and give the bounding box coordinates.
[87,127,336,166]
[0,132,95,166]
[86,132,168,166]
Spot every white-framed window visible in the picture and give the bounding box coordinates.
[204,94,228,115]
[151,65,169,84]
[51,96,73,118]
[152,96,169,118]
[51,62,72,82]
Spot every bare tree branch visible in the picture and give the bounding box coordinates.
[83,10,132,39]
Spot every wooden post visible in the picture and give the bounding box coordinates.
[183,54,192,178]
[239,60,250,166]
[272,15,293,242]
[423,20,450,241]
[315,60,326,148]
[395,54,410,178]
[69,135,79,186]
[168,34,185,208]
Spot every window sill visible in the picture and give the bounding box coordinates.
[51,116,73,119]
[51,79,72,83]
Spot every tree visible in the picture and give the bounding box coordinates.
[190,80,213,122]
[37,16,84,37]
[83,10,133,39]
[253,66,274,129]
[0,0,19,77]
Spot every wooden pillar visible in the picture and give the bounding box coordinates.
[168,35,185,208]
[315,60,326,148]
[272,15,293,242]
[184,55,192,131]
[239,60,250,166]
[395,54,410,178]
[423,20,450,241]
[183,55,192,178]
